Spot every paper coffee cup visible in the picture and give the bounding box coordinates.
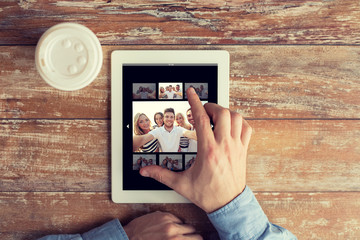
[35,23,103,91]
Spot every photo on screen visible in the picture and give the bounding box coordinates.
[159,82,183,100]
[185,154,196,170]
[159,154,183,171]
[122,65,219,190]
[133,101,205,153]
[184,83,208,100]
[132,154,156,170]
[132,83,156,99]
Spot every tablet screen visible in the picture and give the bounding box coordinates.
[122,64,218,190]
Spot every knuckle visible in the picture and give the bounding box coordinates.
[232,111,243,123]
[221,138,232,150]
[158,174,164,184]
[156,211,168,216]
[164,222,176,235]
[218,108,231,118]
[206,145,218,160]
[162,212,176,221]
[153,172,164,184]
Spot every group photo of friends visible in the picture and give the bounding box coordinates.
[184,83,208,100]
[159,83,183,99]
[159,83,183,100]
[132,154,156,170]
[132,83,156,99]
[159,154,183,171]
[132,101,202,153]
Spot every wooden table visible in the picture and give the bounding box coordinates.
[1,1,360,239]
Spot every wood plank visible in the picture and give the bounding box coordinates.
[0,191,359,240]
[1,46,360,119]
[247,120,360,191]
[1,119,359,192]
[1,0,360,45]
[230,46,360,118]
[0,46,110,119]
[0,120,110,192]
[0,192,214,240]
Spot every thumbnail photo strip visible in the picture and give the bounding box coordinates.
[132,154,197,172]
[132,82,209,100]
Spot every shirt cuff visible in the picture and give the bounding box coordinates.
[207,186,269,240]
[82,219,129,240]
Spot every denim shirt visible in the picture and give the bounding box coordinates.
[38,219,129,240]
[207,186,297,240]
[38,186,297,240]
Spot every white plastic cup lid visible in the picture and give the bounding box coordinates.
[35,23,103,91]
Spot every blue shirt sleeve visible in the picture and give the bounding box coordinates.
[207,186,297,240]
[39,187,296,240]
[37,219,129,240]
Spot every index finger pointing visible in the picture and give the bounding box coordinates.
[186,87,214,143]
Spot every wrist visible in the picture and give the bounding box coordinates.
[123,224,132,239]
[202,184,246,213]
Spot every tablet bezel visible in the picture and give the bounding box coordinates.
[111,50,229,203]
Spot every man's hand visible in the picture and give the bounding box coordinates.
[140,87,252,213]
[123,211,202,240]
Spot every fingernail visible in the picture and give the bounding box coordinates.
[188,87,195,94]
[141,170,149,177]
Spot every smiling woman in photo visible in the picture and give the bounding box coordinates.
[153,112,164,128]
[133,113,159,152]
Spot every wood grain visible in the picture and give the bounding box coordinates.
[1,45,360,119]
[0,120,110,192]
[230,46,360,118]
[1,119,359,192]
[0,191,359,240]
[1,1,360,238]
[0,192,214,240]
[1,0,360,45]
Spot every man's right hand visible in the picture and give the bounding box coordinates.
[140,87,252,213]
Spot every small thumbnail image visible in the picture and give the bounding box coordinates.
[133,154,156,170]
[159,154,183,171]
[185,154,196,170]
[133,83,156,99]
[159,82,183,100]
[184,83,208,100]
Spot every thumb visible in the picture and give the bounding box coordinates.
[140,165,179,190]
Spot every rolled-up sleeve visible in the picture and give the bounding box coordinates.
[38,219,129,240]
[82,219,128,240]
[207,186,297,240]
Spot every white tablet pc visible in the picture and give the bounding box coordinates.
[111,50,229,203]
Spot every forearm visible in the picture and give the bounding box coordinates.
[207,186,297,240]
[184,130,197,140]
[133,134,154,150]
